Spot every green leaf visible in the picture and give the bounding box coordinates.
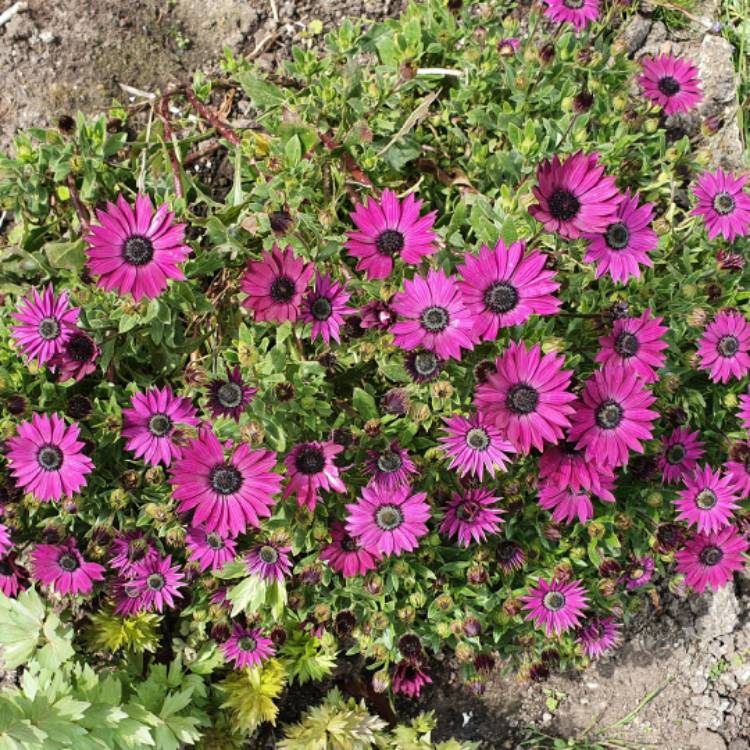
[284,135,302,167]
[237,73,286,109]
[352,387,378,420]
[44,239,86,270]
[227,576,267,617]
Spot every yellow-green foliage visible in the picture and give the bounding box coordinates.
[87,607,162,653]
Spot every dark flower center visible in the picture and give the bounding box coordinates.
[259,545,279,564]
[310,296,333,321]
[147,413,172,437]
[294,446,326,475]
[217,382,243,408]
[375,229,405,256]
[614,331,639,358]
[466,427,490,451]
[595,400,624,429]
[414,350,439,377]
[209,464,243,495]
[506,384,539,415]
[542,591,566,611]
[420,305,450,333]
[695,488,718,510]
[127,539,148,562]
[58,552,79,572]
[270,275,296,303]
[38,317,61,340]
[666,443,686,465]
[699,545,724,566]
[563,0,584,7]
[146,573,165,591]
[0,559,13,576]
[341,535,358,552]
[657,76,681,97]
[238,636,257,652]
[37,444,63,471]
[375,504,404,531]
[496,540,519,563]
[377,451,403,473]
[67,333,95,362]
[605,222,630,250]
[548,190,580,222]
[713,192,736,216]
[718,335,740,357]
[206,533,224,550]
[456,500,480,521]
[483,281,519,314]
[122,235,155,266]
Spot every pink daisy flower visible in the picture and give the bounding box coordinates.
[674,465,739,534]
[576,616,621,658]
[474,341,576,454]
[170,429,281,537]
[528,151,621,240]
[692,169,750,242]
[186,527,237,572]
[456,239,560,341]
[301,272,354,344]
[392,661,432,699]
[207,366,256,422]
[345,484,430,557]
[122,385,199,466]
[390,269,476,361]
[244,541,292,583]
[112,578,148,616]
[596,309,668,384]
[6,412,94,502]
[538,440,616,497]
[725,444,750,497]
[240,245,314,323]
[129,554,185,613]
[360,299,397,330]
[31,539,105,596]
[108,530,158,577]
[319,521,380,577]
[221,626,275,670]
[440,489,505,546]
[676,526,749,593]
[657,427,705,484]
[0,554,26,598]
[85,194,190,301]
[696,311,750,383]
[623,556,654,590]
[439,413,515,479]
[345,189,437,280]
[538,482,614,525]
[543,0,600,31]
[49,330,100,382]
[10,285,80,366]
[568,366,659,468]
[522,578,588,636]
[496,539,526,574]
[583,191,657,284]
[639,54,703,115]
[404,349,443,383]
[365,440,417,490]
[283,441,346,511]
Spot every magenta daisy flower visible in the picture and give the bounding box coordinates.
[222,626,275,670]
[576,616,621,658]
[86,194,190,301]
[129,554,185,612]
[345,484,430,557]
[657,427,705,484]
[496,539,526,574]
[240,245,314,323]
[692,169,750,242]
[244,541,292,583]
[474,341,576,454]
[319,521,380,577]
[568,365,658,468]
[345,189,437,280]
[0,554,26,598]
[170,429,281,537]
[538,482,614,525]
[284,441,346,511]
[596,309,668,384]
[538,441,616,497]
[439,413,515,479]
[31,539,105,596]
[725,444,750,497]
[186,527,237,572]
[676,526,749,593]
[392,661,433,699]
[697,311,750,383]
[301,272,354,344]
[674,465,739,534]
[365,440,417,490]
[440,489,504,546]
[543,0,600,31]
[583,191,657,284]
[390,269,475,361]
[10,285,80,366]
[108,530,159,577]
[49,330,100,382]
[522,578,588,636]
[528,151,621,240]
[360,299,397,330]
[639,54,703,115]
[456,239,560,341]
[6,412,94,502]
[404,349,443,383]
[122,385,199,466]
[111,578,147,616]
[207,367,256,422]
[623,556,654,590]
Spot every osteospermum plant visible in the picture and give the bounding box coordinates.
[0,0,747,737]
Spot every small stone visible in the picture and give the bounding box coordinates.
[38,30,56,44]
[689,674,708,694]
[695,586,739,640]
[4,14,36,41]
[618,14,652,55]
[541,712,552,724]
[692,730,727,750]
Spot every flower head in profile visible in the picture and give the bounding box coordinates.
[440,489,504,546]
[108,530,159,577]
[496,539,526,574]
[725,443,750,497]
[522,578,588,636]
[283,441,346,511]
[538,440,615,497]
[31,539,105,596]
[49,330,100,382]
[186,528,237,572]
[86,194,190,301]
[439,413,515,479]
[301,272,354,344]
[674,465,739,534]
[0,553,27,598]
[222,625,275,670]
[576,616,621,658]
[392,661,432,699]
[365,441,417,491]
[622,556,654,590]
[345,189,437,280]
[207,367,256,423]
[244,540,292,583]
[319,521,380,578]
[538,482,614,525]
[657,427,705,484]
[676,526,749,592]
[404,349,443,383]
[692,168,750,242]
[129,554,185,613]
[639,54,702,115]
[696,311,750,384]
[543,0,600,31]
